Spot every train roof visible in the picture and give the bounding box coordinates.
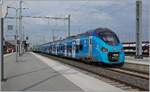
[38,27,114,46]
[66,27,113,39]
[82,27,113,36]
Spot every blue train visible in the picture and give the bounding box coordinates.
[33,28,125,65]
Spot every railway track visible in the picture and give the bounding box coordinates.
[38,53,149,91]
[119,63,149,75]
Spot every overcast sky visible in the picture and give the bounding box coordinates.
[4,0,149,45]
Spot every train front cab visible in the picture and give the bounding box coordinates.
[91,32,125,65]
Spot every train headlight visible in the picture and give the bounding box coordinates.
[101,47,108,52]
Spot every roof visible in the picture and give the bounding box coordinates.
[39,27,114,46]
[76,27,113,37]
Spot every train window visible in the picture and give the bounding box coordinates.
[79,44,83,50]
[76,45,79,53]
[70,45,72,52]
[75,44,83,53]
[59,46,60,50]
[62,46,65,52]
[49,46,52,51]
[90,39,92,45]
[67,45,72,52]
[98,31,120,45]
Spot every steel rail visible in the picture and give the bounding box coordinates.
[37,53,149,91]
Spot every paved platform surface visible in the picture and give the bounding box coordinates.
[4,53,14,57]
[1,52,124,92]
[125,56,149,65]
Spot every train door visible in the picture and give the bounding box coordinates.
[76,39,80,57]
[89,36,92,57]
[52,45,54,54]
[64,43,67,56]
[72,41,76,58]
[56,44,58,55]
[46,46,49,54]
[68,42,71,57]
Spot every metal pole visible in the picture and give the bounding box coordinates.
[68,15,71,37]
[52,30,54,41]
[22,26,24,54]
[135,0,143,59]
[0,1,7,81]
[0,18,7,81]
[15,9,18,61]
[19,0,22,56]
[0,18,3,81]
[47,18,51,42]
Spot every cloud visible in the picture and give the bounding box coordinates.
[4,0,149,44]
[92,12,113,21]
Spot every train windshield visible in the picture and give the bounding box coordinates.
[98,31,120,45]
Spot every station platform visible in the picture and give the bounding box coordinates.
[125,56,149,65]
[4,53,14,57]
[1,52,124,92]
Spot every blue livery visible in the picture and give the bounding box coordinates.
[34,28,125,65]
